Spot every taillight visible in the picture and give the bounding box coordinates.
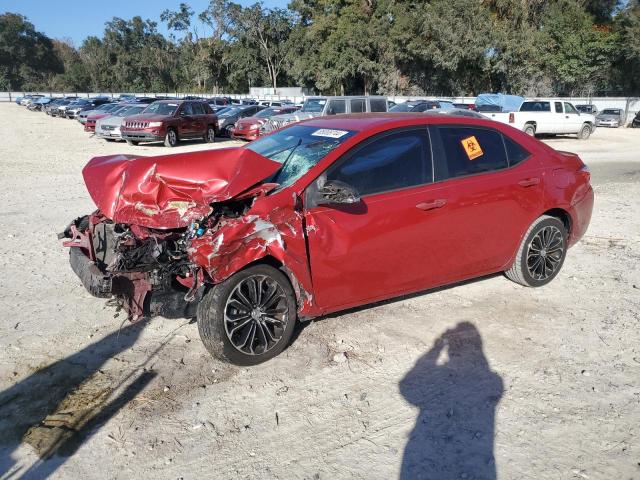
[509,113,515,123]
[578,165,590,182]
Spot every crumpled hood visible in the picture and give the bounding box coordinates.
[83,148,281,229]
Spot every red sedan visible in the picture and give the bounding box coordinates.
[61,113,593,364]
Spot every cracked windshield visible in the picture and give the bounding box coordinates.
[246,125,355,187]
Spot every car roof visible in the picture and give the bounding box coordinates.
[300,112,500,131]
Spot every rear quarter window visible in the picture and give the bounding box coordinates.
[369,98,387,112]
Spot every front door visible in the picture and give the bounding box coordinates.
[303,128,447,311]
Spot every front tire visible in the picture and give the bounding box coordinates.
[505,215,567,287]
[577,123,592,140]
[164,128,178,147]
[126,140,139,146]
[198,265,297,365]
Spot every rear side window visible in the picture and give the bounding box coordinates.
[369,98,387,112]
[503,136,530,166]
[555,102,563,113]
[326,129,432,196]
[436,127,508,179]
[193,103,205,114]
[350,99,365,113]
[327,100,346,115]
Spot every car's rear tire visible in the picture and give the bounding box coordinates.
[164,128,178,147]
[126,140,139,146]
[578,123,592,140]
[505,215,567,287]
[523,124,536,136]
[197,265,297,365]
[204,125,216,143]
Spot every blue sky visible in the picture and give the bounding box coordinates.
[2,0,289,47]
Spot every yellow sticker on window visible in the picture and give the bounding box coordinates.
[461,135,483,160]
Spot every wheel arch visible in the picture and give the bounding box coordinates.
[542,207,572,236]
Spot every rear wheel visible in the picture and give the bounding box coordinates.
[505,215,567,287]
[523,124,536,136]
[197,265,297,365]
[577,123,592,140]
[164,128,178,147]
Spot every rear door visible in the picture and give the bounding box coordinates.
[428,125,545,278]
[191,102,207,135]
[304,127,451,311]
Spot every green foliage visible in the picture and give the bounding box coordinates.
[1,1,639,95]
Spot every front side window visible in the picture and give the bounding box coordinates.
[564,102,578,114]
[369,98,388,112]
[246,125,356,189]
[350,99,365,113]
[325,129,431,197]
[181,103,195,115]
[436,127,508,179]
[327,100,346,115]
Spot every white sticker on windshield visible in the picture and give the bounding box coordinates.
[311,129,349,139]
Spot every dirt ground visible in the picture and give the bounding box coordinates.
[0,103,638,480]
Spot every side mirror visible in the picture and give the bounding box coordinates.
[316,180,361,206]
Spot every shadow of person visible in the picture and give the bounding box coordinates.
[399,322,503,480]
[0,321,154,479]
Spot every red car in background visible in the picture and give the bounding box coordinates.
[231,106,299,141]
[60,113,593,365]
[85,104,127,132]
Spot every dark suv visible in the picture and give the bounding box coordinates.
[120,100,218,147]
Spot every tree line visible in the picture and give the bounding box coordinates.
[1,0,639,96]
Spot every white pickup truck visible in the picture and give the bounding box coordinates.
[483,100,596,139]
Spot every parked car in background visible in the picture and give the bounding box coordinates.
[27,97,52,111]
[66,98,112,119]
[78,103,121,126]
[230,105,299,141]
[576,104,598,115]
[120,99,218,147]
[20,94,44,106]
[632,111,640,128]
[390,100,442,112]
[453,103,478,111]
[483,100,596,139]
[48,98,78,117]
[61,113,593,364]
[95,104,147,141]
[595,108,624,128]
[217,105,267,137]
[14,95,24,104]
[264,96,388,133]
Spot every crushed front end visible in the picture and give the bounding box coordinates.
[60,212,204,321]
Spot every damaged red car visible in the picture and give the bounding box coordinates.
[60,114,594,364]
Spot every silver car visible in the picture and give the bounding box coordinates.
[95,104,146,141]
[595,108,624,128]
[77,103,121,125]
[263,96,388,133]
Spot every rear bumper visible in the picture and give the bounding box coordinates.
[69,247,198,319]
[568,185,594,247]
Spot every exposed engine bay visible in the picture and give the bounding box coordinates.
[60,197,253,321]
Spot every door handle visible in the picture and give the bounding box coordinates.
[518,177,540,187]
[565,115,569,118]
[416,199,447,211]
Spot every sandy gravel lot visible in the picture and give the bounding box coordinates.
[0,103,639,480]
